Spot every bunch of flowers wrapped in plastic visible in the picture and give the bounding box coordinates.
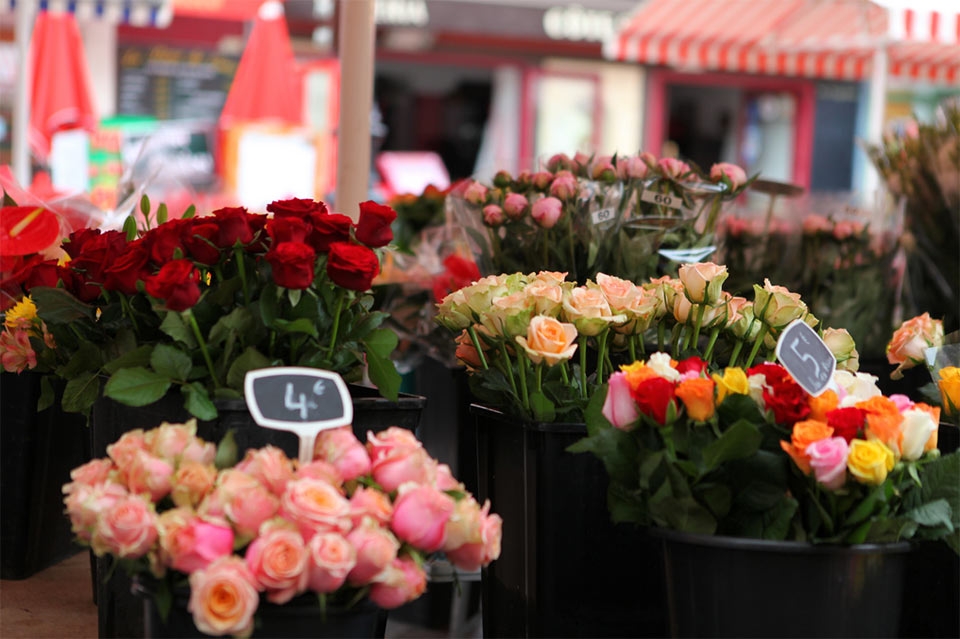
[64,420,502,638]
[571,353,959,548]
[17,197,402,420]
[449,152,752,283]
[435,262,859,423]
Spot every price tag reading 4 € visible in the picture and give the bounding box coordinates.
[775,320,836,397]
[244,367,353,464]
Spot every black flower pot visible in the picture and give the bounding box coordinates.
[0,372,89,579]
[472,404,667,638]
[654,528,910,638]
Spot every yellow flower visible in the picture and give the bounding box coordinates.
[4,296,38,330]
[847,439,895,485]
[938,367,960,417]
[711,367,749,405]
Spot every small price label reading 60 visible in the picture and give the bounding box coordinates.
[775,320,836,397]
[640,189,684,211]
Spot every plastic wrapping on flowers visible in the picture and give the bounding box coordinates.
[63,421,502,638]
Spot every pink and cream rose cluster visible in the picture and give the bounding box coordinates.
[64,422,502,638]
[885,312,944,380]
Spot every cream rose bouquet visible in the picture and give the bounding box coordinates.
[63,421,502,638]
[435,262,860,423]
[570,353,960,549]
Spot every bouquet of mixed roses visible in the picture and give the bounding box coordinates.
[435,261,859,423]
[64,420,502,637]
[14,197,402,420]
[570,353,959,549]
[449,152,753,284]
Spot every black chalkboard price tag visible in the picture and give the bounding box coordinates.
[775,320,836,397]
[244,367,353,463]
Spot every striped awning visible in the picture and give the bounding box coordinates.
[605,0,960,84]
[1,0,173,27]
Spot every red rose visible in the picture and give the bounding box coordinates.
[63,228,103,259]
[747,362,790,386]
[266,216,311,245]
[267,198,327,218]
[266,241,316,290]
[355,201,397,248]
[631,377,676,426]
[326,241,379,291]
[104,242,151,294]
[212,206,254,248]
[24,259,60,291]
[67,229,128,301]
[145,219,190,264]
[183,221,222,266]
[762,381,811,425]
[144,259,201,311]
[676,356,708,376]
[825,406,865,443]
[310,214,353,253]
[431,255,480,301]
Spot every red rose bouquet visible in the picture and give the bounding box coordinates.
[24,197,402,420]
[64,420,502,637]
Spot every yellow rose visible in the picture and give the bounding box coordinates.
[847,439,895,485]
[515,315,578,366]
[711,367,749,405]
[938,366,960,417]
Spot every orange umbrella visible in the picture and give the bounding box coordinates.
[219,1,301,127]
[28,11,97,161]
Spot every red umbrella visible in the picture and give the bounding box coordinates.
[219,1,301,127]
[28,11,97,161]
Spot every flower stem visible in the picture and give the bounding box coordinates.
[628,334,637,362]
[516,352,531,414]
[560,361,571,387]
[499,342,518,398]
[729,338,744,368]
[657,323,666,352]
[234,245,250,306]
[467,326,489,370]
[743,323,770,369]
[690,302,706,350]
[186,310,220,388]
[578,335,588,399]
[597,329,610,384]
[703,326,721,363]
[325,289,346,361]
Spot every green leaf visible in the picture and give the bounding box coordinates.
[649,492,717,535]
[59,341,104,377]
[31,286,96,323]
[607,483,646,524]
[215,429,239,469]
[182,204,196,219]
[288,288,302,308]
[61,371,101,415]
[365,349,401,402]
[362,327,398,360]
[156,202,168,225]
[226,347,272,389]
[159,312,197,348]
[906,499,954,531]
[583,385,609,436]
[123,215,138,241]
[271,318,319,338]
[920,451,960,529]
[182,382,218,421]
[701,419,762,471]
[529,392,556,423]
[37,375,55,412]
[568,427,638,488]
[150,344,193,381]
[104,367,172,407]
[260,283,279,326]
[208,308,255,347]
[102,345,154,374]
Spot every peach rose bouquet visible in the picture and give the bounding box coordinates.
[436,262,860,422]
[64,421,502,638]
[571,353,960,549]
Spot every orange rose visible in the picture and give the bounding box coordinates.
[515,315,578,366]
[676,378,716,422]
[938,366,960,416]
[808,389,839,422]
[620,361,661,391]
[886,313,944,379]
[857,396,904,456]
[781,420,834,474]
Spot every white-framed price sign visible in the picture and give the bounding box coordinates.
[775,320,836,397]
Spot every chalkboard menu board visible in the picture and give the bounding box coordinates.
[117,45,239,121]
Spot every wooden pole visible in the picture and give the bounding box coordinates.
[334,0,376,221]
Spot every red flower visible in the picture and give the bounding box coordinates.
[212,206,255,248]
[631,376,676,426]
[63,228,104,259]
[676,356,708,376]
[183,221,221,266]
[267,198,327,218]
[825,406,865,443]
[144,259,201,311]
[145,219,189,264]
[431,255,480,301]
[355,201,397,248]
[326,242,379,291]
[762,381,811,425]
[22,257,59,290]
[104,242,151,295]
[266,216,311,245]
[309,214,353,253]
[265,242,316,290]
[747,362,790,386]
[67,229,128,301]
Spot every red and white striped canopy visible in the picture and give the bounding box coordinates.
[605,0,960,84]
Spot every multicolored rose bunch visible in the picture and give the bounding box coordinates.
[64,421,502,638]
[12,197,402,420]
[573,354,959,546]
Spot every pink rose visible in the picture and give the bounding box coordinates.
[482,204,505,227]
[349,486,394,528]
[147,420,200,462]
[531,197,563,229]
[307,532,357,593]
[532,170,553,190]
[280,478,352,539]
[434,464,462,492]
[710,162,747,189]
[106,429,148,480]
[179,438,216,466]
[445,501,503,572]
[346,519,400,585]
[313,426,371,482]
[368,557,427,609]
[441,496,483,552]
[91,494,158,559]
[295,459,344,486]
[548,172,578,201]
[171,461,218,509]
[806,437,849,491]
[126,450,174,502]
[589,155,616,181]
[616,155,650,180]
[463,181,488,205]
[658,157,692,180]
[602,372,639,431]
[390,484,455,553]
[245,522,309,604]
[234,445,295,496]
[188,556,260,638]
[159,508,234,574]
[887,313,945,379]
[67,458,115,488]
[367,428,435,492]
[216,470,280,540]
[545,153,573,172]
[502,193,529,220]
[64,482,128,542]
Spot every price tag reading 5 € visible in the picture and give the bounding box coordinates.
[774,320,836,397]
[244,367,353,464]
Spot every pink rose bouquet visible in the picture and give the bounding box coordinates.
[64,421,502,638]
[571,354,960,548]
